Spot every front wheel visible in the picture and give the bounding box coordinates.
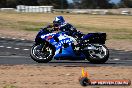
[30,43,55,63]
[84,44,109,64]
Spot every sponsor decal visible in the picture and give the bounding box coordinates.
[41,33,56,39]
[55,38,72,48]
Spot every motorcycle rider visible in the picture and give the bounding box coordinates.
[43,16,84,40]
[40,16,84,52]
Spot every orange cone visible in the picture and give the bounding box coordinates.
[81,67,89,78]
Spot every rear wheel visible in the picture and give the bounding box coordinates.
[30,43,55,63]
[84,44,109,64]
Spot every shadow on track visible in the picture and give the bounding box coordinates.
[0,37,132,66]
[47,49,132,66]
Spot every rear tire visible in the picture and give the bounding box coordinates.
[30,43,55,63]
[84,44,109,64]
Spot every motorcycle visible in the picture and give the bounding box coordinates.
[30,28,109,64]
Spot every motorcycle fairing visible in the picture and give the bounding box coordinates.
[40,32,77,58]
[82,33,106,44]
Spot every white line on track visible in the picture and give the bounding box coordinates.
[21,39,25,40]
[12,38,17,39]
[1,37,5,38]
[109,59,132,62]
[1,37,26,41]
[113,58,120,61]
[0,46,4,48]
[0,45,30,51]
[23,49,29,51]
[0,56,30,58]
[14,48,20,50]
[6,47,12,49]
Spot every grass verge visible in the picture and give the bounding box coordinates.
[0,11,132,40]
[3,85,17,88]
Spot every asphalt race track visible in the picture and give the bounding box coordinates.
[0,37,132,66]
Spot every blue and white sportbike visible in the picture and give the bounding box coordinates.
[30,28,109,64]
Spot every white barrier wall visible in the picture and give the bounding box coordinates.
[16,5,53,13]
[0,8,16,12]
[54,8,132,15]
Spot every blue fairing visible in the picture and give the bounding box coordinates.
[35,30,86,60]
[35,29,51,43]
[54,46,75,58]
[54,45,85,60]
[82,33,94,40]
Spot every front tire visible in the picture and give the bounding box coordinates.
[30,43,55,63]
[84,44,109,64]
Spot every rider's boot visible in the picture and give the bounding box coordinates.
[74,43,82,55]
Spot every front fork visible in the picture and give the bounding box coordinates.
[34,41,47,52]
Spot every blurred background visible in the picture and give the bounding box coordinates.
[0,0,132,40]
[0,0,132,15]
[0,0,132,9]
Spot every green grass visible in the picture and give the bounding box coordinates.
[111,34,132,39]
[0,19,45,31]
[0,11,132,40]
[3,85,17,88]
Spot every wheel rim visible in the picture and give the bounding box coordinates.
[32,45,52,60]
[89,45,107,59]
